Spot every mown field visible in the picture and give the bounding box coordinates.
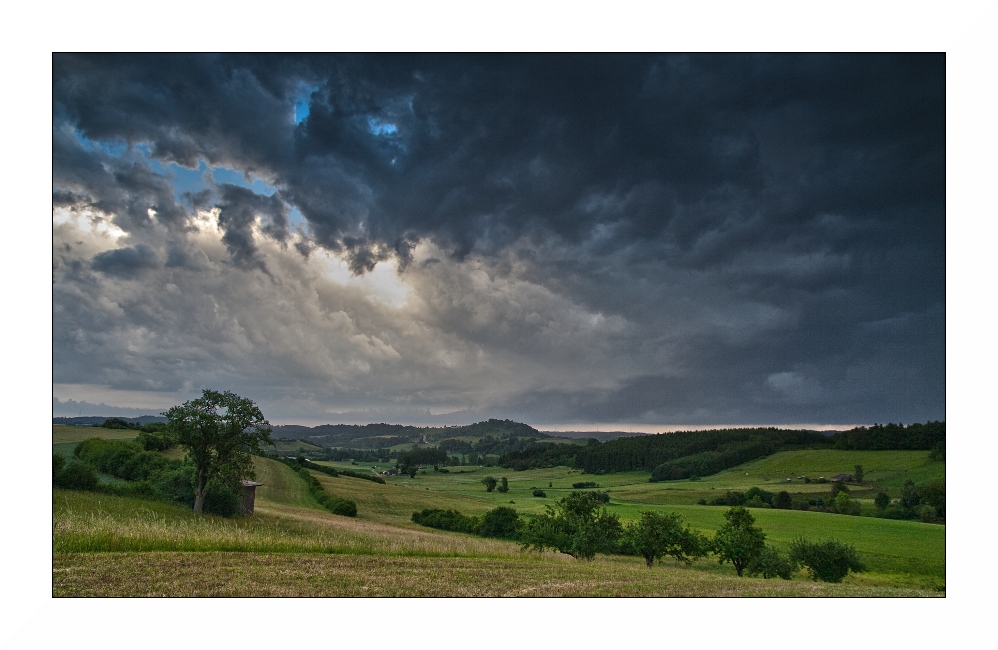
[53,428,945,596]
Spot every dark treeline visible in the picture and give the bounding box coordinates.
[500,441,578,470]
[306,447,395,463]
[827,421,945,452]
[572,428,829,477]
[274,423,424,448]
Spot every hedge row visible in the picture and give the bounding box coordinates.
[274,457,357,516]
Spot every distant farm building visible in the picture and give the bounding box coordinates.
[830,473,854,483]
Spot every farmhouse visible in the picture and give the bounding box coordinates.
[830,473,854,483]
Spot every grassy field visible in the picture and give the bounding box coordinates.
[52,438,945,596]
[53,424,140,443]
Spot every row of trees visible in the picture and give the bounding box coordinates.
[410,491,866,582]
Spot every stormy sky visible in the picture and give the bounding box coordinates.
[52,54,946,428]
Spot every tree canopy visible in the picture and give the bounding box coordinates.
[713,506,766,577]
[165,389,273,513]
[521,491,622,560]
[622,511,709,568]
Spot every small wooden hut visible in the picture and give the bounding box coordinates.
[240,480,264,515]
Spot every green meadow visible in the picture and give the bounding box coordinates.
[53,427,945,596]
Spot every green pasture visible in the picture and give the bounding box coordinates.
[52,488,940,596]
[53,424,139,444]
[305,454,945,589]
[269,439,325,454]
[53,443,945,595]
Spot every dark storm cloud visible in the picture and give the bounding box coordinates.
[52,54,945,424]
[91,243,161,277]
[216,184,290,268]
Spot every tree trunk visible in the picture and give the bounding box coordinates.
[193,470,206,513]
[646,556,654,568]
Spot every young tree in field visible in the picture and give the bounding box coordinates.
[521,491,622,560]
[165,389,273,513]
[713,506,766,577]
[900,479,920,512]
[482,476,498,492]
[497,476,509,493]
[622,511,709,568]
[853,464,864,483]
[874,491,891,510]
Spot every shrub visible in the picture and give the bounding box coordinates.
[532,489,547,497]
[745,486,773,505]
[497,477,509,493]
[151,466,196,506]
[832,492,861,516]
[572,481,598,489]
[202,477,241,517]
[746,545,796,579]
[54,461,100,491]
[74,438,176,481]
[711,491,746,506]
[830,481,849,499]
[411,508,479,533]
[53,453,65,478]
[136,429,177,451]
[874,492,891,510]
[477,506,521,539]
[482,476,498,492]
[789,537,866,583]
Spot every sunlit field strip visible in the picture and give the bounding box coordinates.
[52,552,939,597]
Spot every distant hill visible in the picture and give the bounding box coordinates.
[540,430,650,442]
[54,415,167,426]
[273,418,549,449]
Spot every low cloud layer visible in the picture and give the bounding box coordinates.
[52,54,945,426]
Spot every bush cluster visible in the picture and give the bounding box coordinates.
[53,454,100,491]
[411,505,522,539]
[789,538,866,583]
[55,440,244,516]
[74,438,177,482]
[411,508,480,533]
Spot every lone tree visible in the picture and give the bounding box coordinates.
[482,476,498,492]
[165,389,273,513]
[713,506,766,577]
[521,491,622,560]
[622,510,709,568]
